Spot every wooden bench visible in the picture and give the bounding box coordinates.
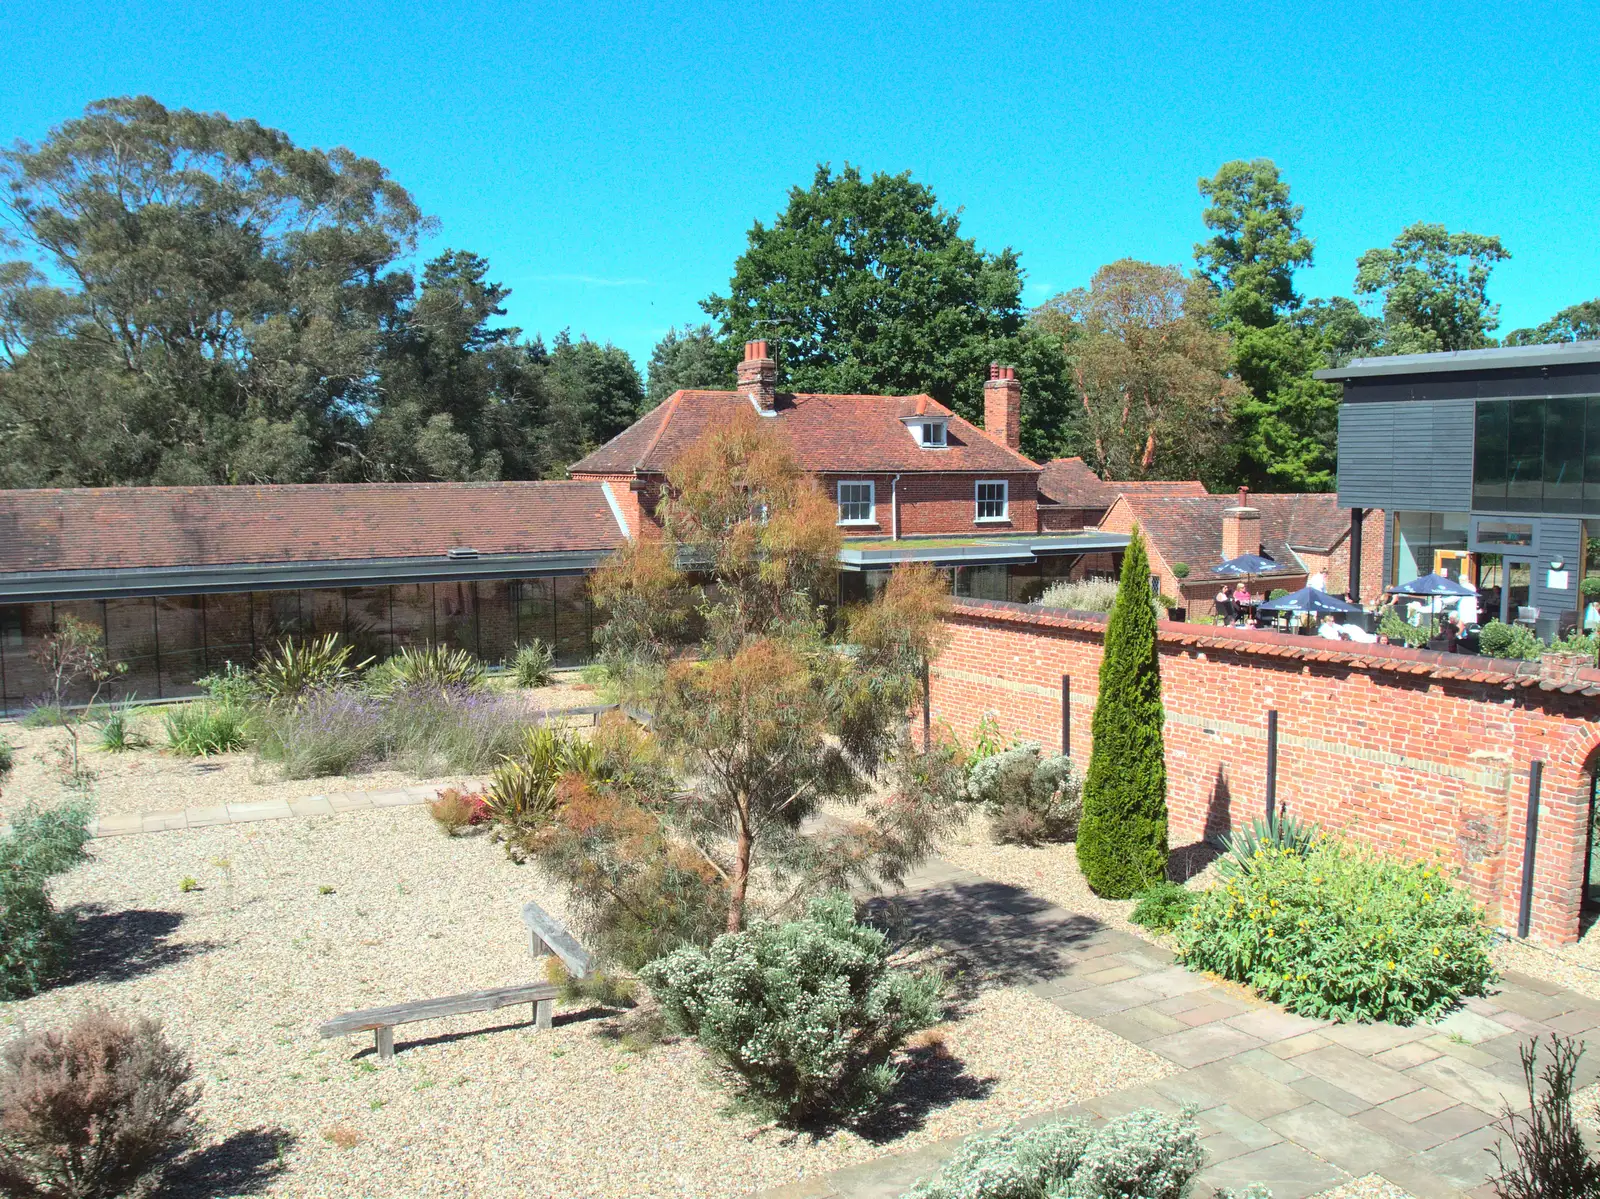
[319,982,559,1062]
[522,901,595,977]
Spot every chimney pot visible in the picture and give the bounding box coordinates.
[983,363,1022,452]
[737,340,777,413]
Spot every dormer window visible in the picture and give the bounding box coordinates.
[903,416,949,448]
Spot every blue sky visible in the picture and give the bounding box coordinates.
[5,0,1596,372]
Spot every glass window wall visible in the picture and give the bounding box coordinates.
[1475,396,1600,514]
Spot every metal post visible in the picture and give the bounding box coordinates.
[1348,508,1364,601]
[921,657,931,752]
[1518,760,1544,939]
[1061,674,1071,758]
[1265,709,1279,830]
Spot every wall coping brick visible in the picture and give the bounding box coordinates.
[950,598,1600,697]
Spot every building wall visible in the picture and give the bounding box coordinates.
[570,471,657,539]
[0,577,599,710]
[1337,399,1475,513]
[1038,506,1103,533]
[927,600,1600,945]
[820,473,1040,538]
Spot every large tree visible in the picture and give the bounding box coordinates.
[1192,159,1340,492]
[645,323,732,407]
[1505,299,1600,346]
[702,164,1030,426]
[1354,222,1510,353]
[1033,261,1243,486]
[0,96,423,486]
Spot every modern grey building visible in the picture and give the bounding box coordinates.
[1321,341,1600,628]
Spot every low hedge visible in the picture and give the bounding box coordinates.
[1174,838,1494,1023]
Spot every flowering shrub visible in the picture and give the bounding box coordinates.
[964,742,1081,845]
[1175,838,1495,1023]
[642,892,942,1126]
[902,1108,1202,1199]
[426,788,491,836]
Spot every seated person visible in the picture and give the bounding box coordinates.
[1214,588,1233,622]
[1339,622,1379,644]
[1316,614,1345,640]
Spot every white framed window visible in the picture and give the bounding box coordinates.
[975,480,1009,522]
[919,421,947,447]
[837,480,876,525]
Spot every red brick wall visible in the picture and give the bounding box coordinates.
[821,473,1039,538]
[570,472,666,539]
[929,600,1600,946]
[1038,506,1101,533]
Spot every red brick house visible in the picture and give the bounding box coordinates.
[571,341,1045,540]
[1035,458,1207,531]
[1098,488,1386,616]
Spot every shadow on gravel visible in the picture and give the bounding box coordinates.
[856,1043,996,1144]
[348,1005,615,1060]
[162,1127,296,1198]
[64,907,218,986]
[867,880,1093,991]
[1168,839,1224,882]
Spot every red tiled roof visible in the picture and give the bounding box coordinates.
[0,481,628,574]
[1112,491,1347,580]
[570,391,1040,477]
[1036,458,1208,509]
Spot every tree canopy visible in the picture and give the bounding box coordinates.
[1354,222,1510,353]
[0,97,642,486]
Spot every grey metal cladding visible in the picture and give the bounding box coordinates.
[1335,400,1472,510]
[1531,517,1583,613]
[1335,402,1395,508]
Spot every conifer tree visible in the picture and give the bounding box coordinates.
[1077,526,1169,897]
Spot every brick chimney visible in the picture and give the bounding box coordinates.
[737,340,777,414]
[983,363,1021,451]
[1222,486,1261,560]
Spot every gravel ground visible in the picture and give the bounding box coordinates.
[1493,926,1600,1003]
[0,679,598,820]
[3,806,1170,1199]
[1308,1177,1415,1199]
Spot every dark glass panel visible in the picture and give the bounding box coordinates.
[4,605,56,709]
[515,579,555,651]
[391,585,435,652]
[104,598,160,700]
[476,581,516,664]
[436,581,478,655]
[1586,399,1600,511]
[956,565,1009,602]
[1544,397,1586,509]
[1473,400,1509,506]
[1008,562,1045,604]
[202,593,255,672]
[1506,398,1545,510]
[343,587,392,662]
[254,590,304,648]
[305,589,345,640]
[156,595,206,697]
[554,576,589,663]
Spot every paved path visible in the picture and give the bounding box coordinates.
[84,781,476,837]
[757,860,1600,1199]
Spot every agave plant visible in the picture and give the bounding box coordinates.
[253,635,373,701]
[365,643,487,696]
[1215,813,1322,878]
[483,725,601,832]
[512,640,556,688]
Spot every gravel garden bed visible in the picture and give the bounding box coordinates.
[0,676,598,820]
[4,806,1171,1199]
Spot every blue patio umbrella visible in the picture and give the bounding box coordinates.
[1213,553,1279,576]
[1390,572,1477,597]
[1258,586,1365,615]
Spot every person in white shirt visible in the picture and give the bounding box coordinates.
[1307,571,1328,592]
[1316,614,1345,640]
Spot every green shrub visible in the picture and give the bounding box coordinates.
[1171,563,1190,579]
[20,705,66,729]
[1581,576,1600,601]
[485,725,599,834]
[0,740,12,778]
[1268,588,1289,601]
[196,661,256,707]
[903,1108,1203,1199]
[1552,631,1599,661]
[1038,577,1120,614]
[0,1009,200,1197]
[1217,814,1321,877]
[545,958,638,1008]
[1176,838,1495,1023]
[95,698,149,752]
[1478,619,1543,660]
[0,803,92,998]
[1379,608,1438,648]
[965,742,1080,845]
[163,703,248,757]
[1078,527,1168,898]
[365,643,487,696]
[253,635,371,701]
[1129,882,1197,934]
[642,892,943,1126]
[513,640,557,688]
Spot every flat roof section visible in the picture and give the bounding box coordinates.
[1315,340,1600,381]
[837,532,1128,570]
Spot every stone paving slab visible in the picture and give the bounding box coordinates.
[79,781,468,837]
[1265,1101,1410,1175]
